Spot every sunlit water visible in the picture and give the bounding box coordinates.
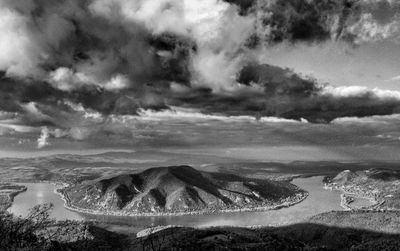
[8,183,83,221]
[9,176,342,229]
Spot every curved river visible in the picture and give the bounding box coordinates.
[9,176,343,229]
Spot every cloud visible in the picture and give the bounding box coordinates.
[0,5,43,77]
[89,0,255,91]
[233,0,400,45]
[0,0,400,137]
[0,123,37,133]
[386,75,400,82]
[48,67,130,91]
[37,126,50,149]
[346,12,400,43]
[48,67,91,91]
[0,1,77,78]
[137,106,302,123]
[69,127,95,140]
[321,85,400,100]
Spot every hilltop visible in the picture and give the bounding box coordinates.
[61,165,306,216]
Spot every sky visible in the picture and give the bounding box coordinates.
[262,41,400,90]
[1,0,400,160]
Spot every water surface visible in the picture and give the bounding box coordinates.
[85,176,343,228]
[9,183,83,221]
[9,176,342,229]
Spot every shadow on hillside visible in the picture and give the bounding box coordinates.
[127,223,400,251]
[6,222,395,250]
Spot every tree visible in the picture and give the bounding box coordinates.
[0,203,56,250]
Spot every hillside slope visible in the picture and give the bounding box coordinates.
[129,223,400,251]
[62,165,306,215]
[310,211,400,234]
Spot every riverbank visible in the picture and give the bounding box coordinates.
[323,169,400,211]
[324,183,379,211]
[0,184,27,211]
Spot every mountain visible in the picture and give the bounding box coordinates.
[62,165,305,215]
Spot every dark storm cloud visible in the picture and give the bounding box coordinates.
[171,64,400,123]
[262,0,357,43]
[227,0,360,45]
[0,0,195,88]
[0,74,169,127]
[231,0,400,45]
[1,0,400,129]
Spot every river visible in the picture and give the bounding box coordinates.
[9,176,343,229]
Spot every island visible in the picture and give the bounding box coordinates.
[59,165,307,216]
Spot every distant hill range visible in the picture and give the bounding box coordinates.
[325,168,400,210]
[62,165,305,215]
